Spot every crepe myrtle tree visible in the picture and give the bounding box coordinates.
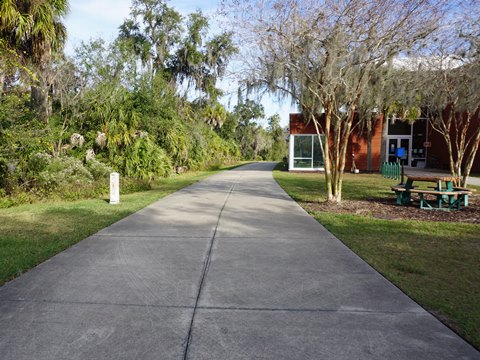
[222,0,442,202]
[418,3,480,187]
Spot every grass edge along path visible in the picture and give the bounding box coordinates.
[0,163,247,287]
[272,165,480,350]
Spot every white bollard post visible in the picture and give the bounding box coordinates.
[110,172,120,204]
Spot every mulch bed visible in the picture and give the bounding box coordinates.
[302,193,480,224]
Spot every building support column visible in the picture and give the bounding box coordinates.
[288,134,294,171]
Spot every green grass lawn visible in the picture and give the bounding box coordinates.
[273,167,480,350]
[0,164,245,287]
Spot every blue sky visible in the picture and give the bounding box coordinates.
[65,0,218,49]
[64,0,297,127]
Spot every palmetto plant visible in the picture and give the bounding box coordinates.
[124,136,171,181]
[102,108,139,153]
[156,118,191,167]
[82,84,138,154]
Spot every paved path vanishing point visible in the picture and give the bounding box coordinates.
[0,162,479,360]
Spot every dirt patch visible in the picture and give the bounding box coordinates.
[302,193,480,224]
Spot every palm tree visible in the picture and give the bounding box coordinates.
[0,0,69,122]
[203,102,227,128]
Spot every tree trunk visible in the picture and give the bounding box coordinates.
[380,112,388,164]
[30,39,52,123]
[462,140,480,186]
[367,126,372,172]
[0,71,4,96]
[445,136,456,178]
[322,111,333,201]
[31,82,50,123]
[461,117,480,187]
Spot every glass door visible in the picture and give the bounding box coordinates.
[387,137,411,166]
[399,138,410,166]
[388,138,398,163]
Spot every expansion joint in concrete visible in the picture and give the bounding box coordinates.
[182,176,241,360]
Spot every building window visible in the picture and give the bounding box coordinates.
[291,135,324,170]
[388,120,411,135]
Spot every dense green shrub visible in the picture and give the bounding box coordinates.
[155,118,191,168]
[0,167,152,208]
[0,158,8,189]
[86,159,112,180]
[28,153,52,173]
[37,157,93,192]
[124,137,172,181]
[0,190,36,208]
[120,177,152,193]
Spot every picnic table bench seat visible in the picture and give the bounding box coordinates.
[454,187,475,192]
[391,185,408,192]
[410,189,471,196]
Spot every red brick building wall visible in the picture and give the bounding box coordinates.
[290,113,318,134]
[289,113,384,171]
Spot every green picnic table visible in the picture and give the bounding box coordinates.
[391,175,472,210]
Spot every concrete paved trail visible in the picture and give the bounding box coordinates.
[0,162,478,360]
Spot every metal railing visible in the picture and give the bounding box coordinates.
[381,162,401,181]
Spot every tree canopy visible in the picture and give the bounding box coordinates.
[222,0,444,202]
